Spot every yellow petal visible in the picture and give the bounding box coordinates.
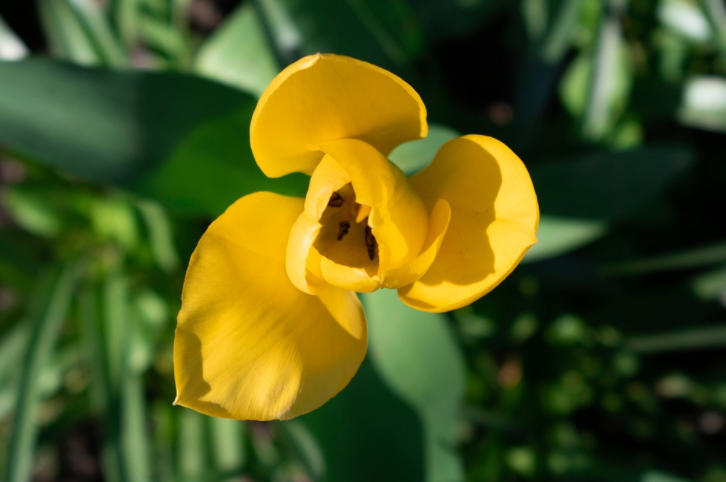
[319,138,428,274]
[398,135,539,312]
[174,192,367,420]
[381,199,451,289]
[250,53,427,178]
[286,157,351,295]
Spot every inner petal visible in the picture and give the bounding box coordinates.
[314,183,380,280]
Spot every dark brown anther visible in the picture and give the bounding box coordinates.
[328,192,344,207]
[364,225,378,260]
[337,221,351,240]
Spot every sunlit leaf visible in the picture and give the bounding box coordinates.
[209,418,246,481]
[658,0,712,42]
[36,0,103,65]
[678,76,726,132]
[363,290,465,482]
[389,123,460,175]
[195,1,279,97]
[524,216,607,262]
[65,0,127,66]
[0,14,27,60]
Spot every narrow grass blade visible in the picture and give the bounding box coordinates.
[4,263,80,482]
[66,0,128,66]
[36,0,102,65]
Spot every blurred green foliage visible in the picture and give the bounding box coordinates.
[0,0,725,481]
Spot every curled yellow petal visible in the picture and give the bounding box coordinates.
[381,199,451,289]
[319,138,428,274]
[250,53,427,178]
[398,135,539,312]
[174,192,367,421]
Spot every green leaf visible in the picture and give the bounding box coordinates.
[602,241,726,275]
[389,124,460,175]
[36,0,103,65]
[0,13,28,60]
[301,356,425,482]
[209,418,246,481]
[581,1,632,142]
[178,409,209,481]
[195,1,280,97]
[65,0,128,66]
[691,263,726,300]
[256,0,422,72]
[279,420,324,480]
[1,185,66,238]
[525,147,692,261]
[625,325,726,353]
[531,147,693,221]
[678,75,726,132]
[524,216,607,263]
[363,289,465,482]
[658,0,712,43]
[0,57,307,216]
[4,263,79,482]
[135,200,179,272]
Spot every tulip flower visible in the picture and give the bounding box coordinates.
[174,54,539,420]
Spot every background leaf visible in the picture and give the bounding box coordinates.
[363,290,466,482]
[194,1,279,97]
[0,57,307,216]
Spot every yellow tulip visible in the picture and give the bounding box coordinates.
[174,54,539,421]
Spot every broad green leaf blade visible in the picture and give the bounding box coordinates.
[389,124,460,175]
[363,289,466,482]
[195,2,279,97]
[678,75,726,132]
[0,57,307,216]
[301,356,425,482]
[531,147,693,221]
[4,263,79,482]
[525,147,692,261]
[0,14,28,60]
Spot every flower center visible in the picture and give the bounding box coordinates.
[313,183,379,273]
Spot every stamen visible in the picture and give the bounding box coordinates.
[337,221,351,240]
[328,192,344,207]
[364,225,378,260]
